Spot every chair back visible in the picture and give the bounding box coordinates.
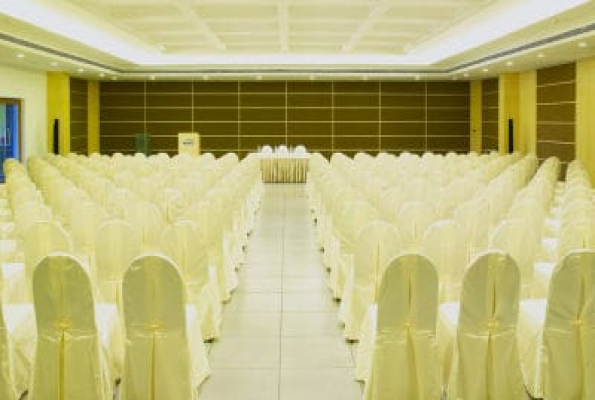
[121,254,193,400]
[366,253,440,399]
[452,251,524,399]
[543,250,595,399]
[30,253,109,400]
[95,219,141,302]
[422,219,468,301]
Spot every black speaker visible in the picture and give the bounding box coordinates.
[53,119,59,154]
[508,118,514,153]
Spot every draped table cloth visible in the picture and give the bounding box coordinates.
[259,153,310,183]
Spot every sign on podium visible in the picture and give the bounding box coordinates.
[178,132,200,156]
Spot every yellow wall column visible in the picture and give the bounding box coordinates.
[88,80,99,154]
[46,72,70,155]
[576,57,595,182]
[518,70,537,154]
[470,80,482,152]
[498,73,520,154]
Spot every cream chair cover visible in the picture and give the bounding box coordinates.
[395,201,436,252]
[421,219,468,302]
[441,251,525,400]
[330,199,379,299]
[363,254,440,400]
[160,220,221,341]
[120,254,209,400]
[24,221,72,302]
[95,220,141,303]
[0,298,17,400]
[339,220,402,340]
[29,254,111,400]
[518,250,595,399]
[490,219,538,297]
[123,201,165,251]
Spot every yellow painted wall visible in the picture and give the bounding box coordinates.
[46,72,70,155]
[498,73,519,154]
[88,80,99,154]
[576,57,595,181]
[518,70,537,154]
[470,80,482,152]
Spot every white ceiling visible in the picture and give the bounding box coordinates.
[0,0,595,80]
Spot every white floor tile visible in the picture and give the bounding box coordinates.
[210,337,281,369]
[221,312,281,337]
[198,369,279,400]
[279,369,362,400]
[281,337,353,368]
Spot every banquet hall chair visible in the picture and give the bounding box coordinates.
[0,297,17,399]
[160,220,222,341]
[29,253,112,400]
[363,254,440,400]
[120,254,210,400]
[438,251,525,400]
[518,250,595,400]
[338,220,402,340]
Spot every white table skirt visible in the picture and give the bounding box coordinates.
[259,155,309,183]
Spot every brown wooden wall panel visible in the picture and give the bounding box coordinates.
[381,135,425,149]
[381,122,425,136]
[481,78,499,152]
[427,136,470,151]
[194,94,239,107]
[536,62,576,169]
[99,80,471,156]
[70,77,88,154]
[287,94,332,107]
[287,122,332,136]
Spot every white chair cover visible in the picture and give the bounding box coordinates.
[443,251,525,400]
[363,254,440,400]
[339,220,402,340]
[0,298,17,399]
[421,219,468,302]
[120,254,209,400]
[24,221,72,301]
[160,220,222,341]
[29,253,111,400]
[519,250,595,399]
[95,220,141,303]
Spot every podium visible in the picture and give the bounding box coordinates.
[178,132,200,156]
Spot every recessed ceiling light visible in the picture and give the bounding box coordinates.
[506,61,514,66]
[149,75,155,81]
[451,76,458,81]
[463,73,469,78]
[309,74,315,81]
[578,42,588,48]
[77,68,84,73]
[16,53,24,58]
[482,68,489,72]
[111,76,118,81]
[362,75,368,81]
[256,75,263,81]
[202,75,209,81]
[414,75,420,81]
[99,73,105,78]
[50,61,58,67]
[537,53,545,58]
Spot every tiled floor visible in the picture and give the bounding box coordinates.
[198,184,363,400]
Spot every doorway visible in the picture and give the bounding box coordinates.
[0,98,21,182]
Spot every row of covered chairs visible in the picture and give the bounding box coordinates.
[0,151,264,399]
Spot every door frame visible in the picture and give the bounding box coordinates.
[0,97,23,162]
